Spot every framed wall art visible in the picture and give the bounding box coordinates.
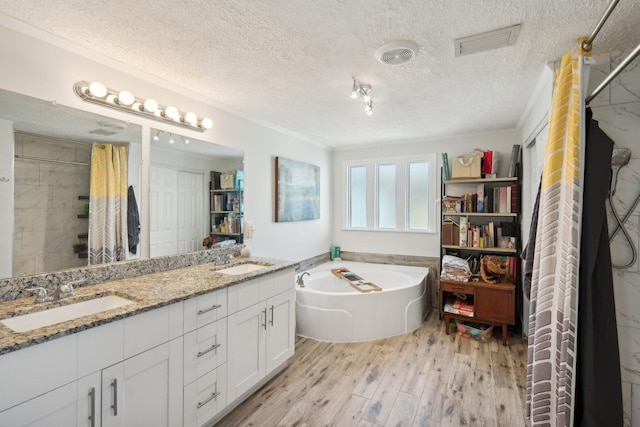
[275,157,320,222]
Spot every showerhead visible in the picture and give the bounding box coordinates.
[610,147,631,196]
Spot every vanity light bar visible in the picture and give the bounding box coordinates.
[73,81,213,132]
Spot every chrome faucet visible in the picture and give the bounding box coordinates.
[26,287,54,303]
[26,280,82,303]
[296,272,310,287]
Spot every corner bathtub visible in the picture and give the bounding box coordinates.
[295,261,430,342]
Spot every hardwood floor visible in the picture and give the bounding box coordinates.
[218,313,528,427]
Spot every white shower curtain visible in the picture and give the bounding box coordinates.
[88,143,128,265]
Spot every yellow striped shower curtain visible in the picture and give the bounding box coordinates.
[526,41,588,427]
[88,144,128,265]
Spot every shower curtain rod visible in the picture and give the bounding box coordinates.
[581,0,620,52]
[586,42,640,105]
[14,154,90,167]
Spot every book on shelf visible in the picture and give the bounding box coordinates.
[499,186,508,213]
[508,144,521,177]
[212,194,223,211]
[441,153,451,180]
[444,294,474,317]
[510,182,519,213]
[477,184,484,213]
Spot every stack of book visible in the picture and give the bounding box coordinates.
[443,295,474,317]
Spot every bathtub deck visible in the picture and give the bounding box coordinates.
[218,312,528,426]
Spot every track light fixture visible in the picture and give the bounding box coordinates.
[74,81,213,132]
[350,77,373,115]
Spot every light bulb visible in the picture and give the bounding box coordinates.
[143,99,158,113]
[200,118,213,129]
[164,106,179,120]
[88,82,107,98]
[132,102,143,112]
[152,131,159,141]
[169,134,175,144]
[183,112,198,125]
[118,90,135,106]
[351,91,358,99]
[106,94,117,104]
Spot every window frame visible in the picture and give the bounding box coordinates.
[344,153,437,233]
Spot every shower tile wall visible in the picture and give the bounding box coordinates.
[589,49,640,427]
[13,133,91,276]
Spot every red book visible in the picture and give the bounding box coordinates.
[510,183,519,213]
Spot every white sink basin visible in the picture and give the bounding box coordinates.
[1,295,135,333]
[216,263,268,275]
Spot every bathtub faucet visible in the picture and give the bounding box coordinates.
[297,272,310,287]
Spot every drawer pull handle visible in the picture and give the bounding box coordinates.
[111,379,118,416]
[269,305,274,326]
[262,308,267,330]
[88,387,96,427]
[197,343,221,358]
[198,304,222,315]
[450,287,465,292]
[197,391,221,409]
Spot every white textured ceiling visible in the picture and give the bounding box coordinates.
[1,0,639,148]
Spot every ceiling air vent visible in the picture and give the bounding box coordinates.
[455,24,521,57]
[375,41,419,65]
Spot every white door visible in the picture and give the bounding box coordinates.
[102,339,183,427]
[150,167,178,257]
[266,289,296,372]
[0,382,78,427]
[177,171,204,254]
[227,302,266,402]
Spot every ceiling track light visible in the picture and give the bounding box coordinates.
[350,77,373,116]
[74,81,213,132]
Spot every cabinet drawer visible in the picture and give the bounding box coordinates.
[0,333,77,412]
[184,363,227,427]
[441,281,475,295]
[184,288,228,333]
[184,317,228,386]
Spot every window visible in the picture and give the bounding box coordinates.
[345,154,436,232]
[348,165,367,228]
[377,163,396,229]
[407,161,429,231]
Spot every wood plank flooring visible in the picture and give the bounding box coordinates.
[217,313,528,427]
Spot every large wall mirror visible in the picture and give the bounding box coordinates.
[0,88,244,280]
[149,130,243,258]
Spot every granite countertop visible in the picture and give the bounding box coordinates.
[0,257,297,355]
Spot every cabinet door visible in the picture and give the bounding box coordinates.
[227,302,266,402]
[77,371,101,427]
[266,289,295,372]
[102,338,183,427]
[475,286,515,324]
[0,382,78,427]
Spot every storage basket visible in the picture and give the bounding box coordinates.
[456,321,493,342]
[451,155,481,179]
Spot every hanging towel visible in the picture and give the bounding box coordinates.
[127,185,140,254]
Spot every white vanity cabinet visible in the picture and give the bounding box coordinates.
[227,269,295,403]
[0,303,184,427]
[0,265,295,427]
